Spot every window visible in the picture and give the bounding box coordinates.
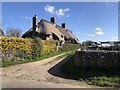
[61,35,63,38]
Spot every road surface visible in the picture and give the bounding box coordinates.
[2,53,98,88]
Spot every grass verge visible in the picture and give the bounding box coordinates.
[43,52,72,65]
[61,55,120,87]
[2,51,75,67]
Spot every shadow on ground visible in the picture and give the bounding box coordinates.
[48,54,120,79]
[48,54,120,87]
[48,54,76,80]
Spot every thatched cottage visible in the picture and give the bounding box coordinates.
[22,15,80,44]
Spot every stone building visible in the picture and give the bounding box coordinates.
[22,15,80,44]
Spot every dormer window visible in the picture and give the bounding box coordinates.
[61,35,63,38]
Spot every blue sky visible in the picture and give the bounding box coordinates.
[2,2,118,42]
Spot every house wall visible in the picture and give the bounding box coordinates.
[75,50,120,68]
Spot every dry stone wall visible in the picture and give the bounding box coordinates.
[1,50,27,61]
[75,50,120,68]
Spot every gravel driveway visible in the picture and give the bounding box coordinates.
[2,53,98,88]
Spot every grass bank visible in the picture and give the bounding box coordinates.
[61,55,120,87]
[2,51,74,67]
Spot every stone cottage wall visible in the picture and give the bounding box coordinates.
[75,50,120,68]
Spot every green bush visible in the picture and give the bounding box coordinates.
[32,37,42,58]
[59,43,79,52]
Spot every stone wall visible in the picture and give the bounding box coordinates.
[75,50,120,68]
[1,50,27,61]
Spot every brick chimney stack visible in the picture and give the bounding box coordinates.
[62,23,66,29]
[50,17,56,24]
[33,15,38,32]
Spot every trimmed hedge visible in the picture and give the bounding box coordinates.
[0,37,57,54]
[0,37,57,61]
[1,36,33,54]
[0,36,79,62]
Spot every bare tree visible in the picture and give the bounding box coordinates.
[6,27,22,37]
[0,28,4,36]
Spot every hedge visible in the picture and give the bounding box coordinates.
[1,36,33,54]
[0,37,57,61]
[41,40,57,53]
[0,37,57,53]
[0,36,79,61]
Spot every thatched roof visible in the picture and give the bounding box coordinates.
[66,29,80,43]
[56,25,72,39]
[39,19,64,41]
[22,18,80,43]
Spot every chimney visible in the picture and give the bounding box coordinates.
[62,23,66,29]
[50,17,56,24]
[33,15,38,31]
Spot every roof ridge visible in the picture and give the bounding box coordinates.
[40,19,72,32]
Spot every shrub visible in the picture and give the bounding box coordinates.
[32,37,42,58]
[41,40,57,53]
[0,36,58,61]
[1,36,33,54]
[59,43,79,52]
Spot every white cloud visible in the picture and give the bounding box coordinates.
[55,8,69,16]
[105,37,118,42]
[88,34,95,37]
[44,5,69,17]
[20,16,31,20]
[86,27,105,37]
[96,27,102,31]
[56,9,64,16]
[64,8,69,11]
[95,31,104,35]
[113,37,118,39]
[95,27,104,35]
[45,5,55,14]
[111,37,118,41]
